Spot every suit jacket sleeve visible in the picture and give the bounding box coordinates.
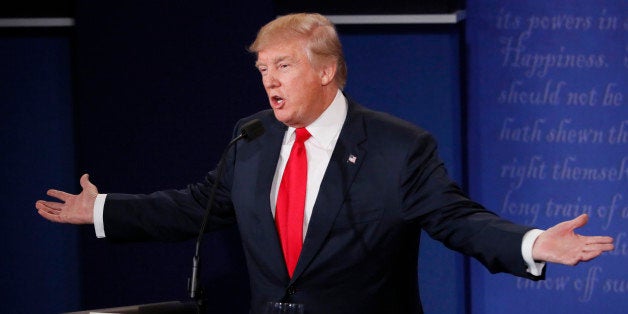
[102,126,242,243]
[402,130,542,279]
[102,177,235,242]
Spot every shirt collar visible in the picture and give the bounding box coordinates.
[285,90,347,149]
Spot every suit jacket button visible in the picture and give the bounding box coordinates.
[287,286,296,295]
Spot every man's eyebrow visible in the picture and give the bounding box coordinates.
[255,56,292,68]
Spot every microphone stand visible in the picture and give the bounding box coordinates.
[188,119,264,310]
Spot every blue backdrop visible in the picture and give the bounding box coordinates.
[466,1,627,313]
[0,34,79,313]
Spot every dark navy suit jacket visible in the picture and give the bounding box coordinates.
[103,99,543,313]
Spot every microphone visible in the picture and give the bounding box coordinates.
[189,118,264,305]
[239,118,265,142]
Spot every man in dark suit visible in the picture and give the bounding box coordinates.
[36,13,614,313]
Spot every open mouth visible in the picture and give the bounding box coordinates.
[271,95,285,107]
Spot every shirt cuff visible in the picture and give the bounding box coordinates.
[522,228,546,276]
[94,193,107,238]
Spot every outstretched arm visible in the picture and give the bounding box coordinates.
[35,173,98,224]
[532,214,614,265]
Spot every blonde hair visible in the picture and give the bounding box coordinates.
[248,13,348,89]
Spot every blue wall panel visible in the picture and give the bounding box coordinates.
[0,36,79,313]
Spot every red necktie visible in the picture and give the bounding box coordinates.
[276,127,311,278]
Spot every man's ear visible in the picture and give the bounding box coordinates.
[320,62,337,86]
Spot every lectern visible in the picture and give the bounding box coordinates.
[64,301,200,314]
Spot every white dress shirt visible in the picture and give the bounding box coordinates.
[269,89,347,239]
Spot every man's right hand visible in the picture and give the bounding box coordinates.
[35,173,98,224]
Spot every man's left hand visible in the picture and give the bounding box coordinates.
[532,214,614,265]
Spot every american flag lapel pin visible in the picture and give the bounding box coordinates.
[348,154,357,164]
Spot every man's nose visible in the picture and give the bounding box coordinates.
[263,71,280,89]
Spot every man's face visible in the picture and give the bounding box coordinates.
[256,39,329,128]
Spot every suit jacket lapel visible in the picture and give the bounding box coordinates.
[250,117,289,279]
[291,102,367,281]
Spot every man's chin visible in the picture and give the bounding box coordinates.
[272,110,291,125]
